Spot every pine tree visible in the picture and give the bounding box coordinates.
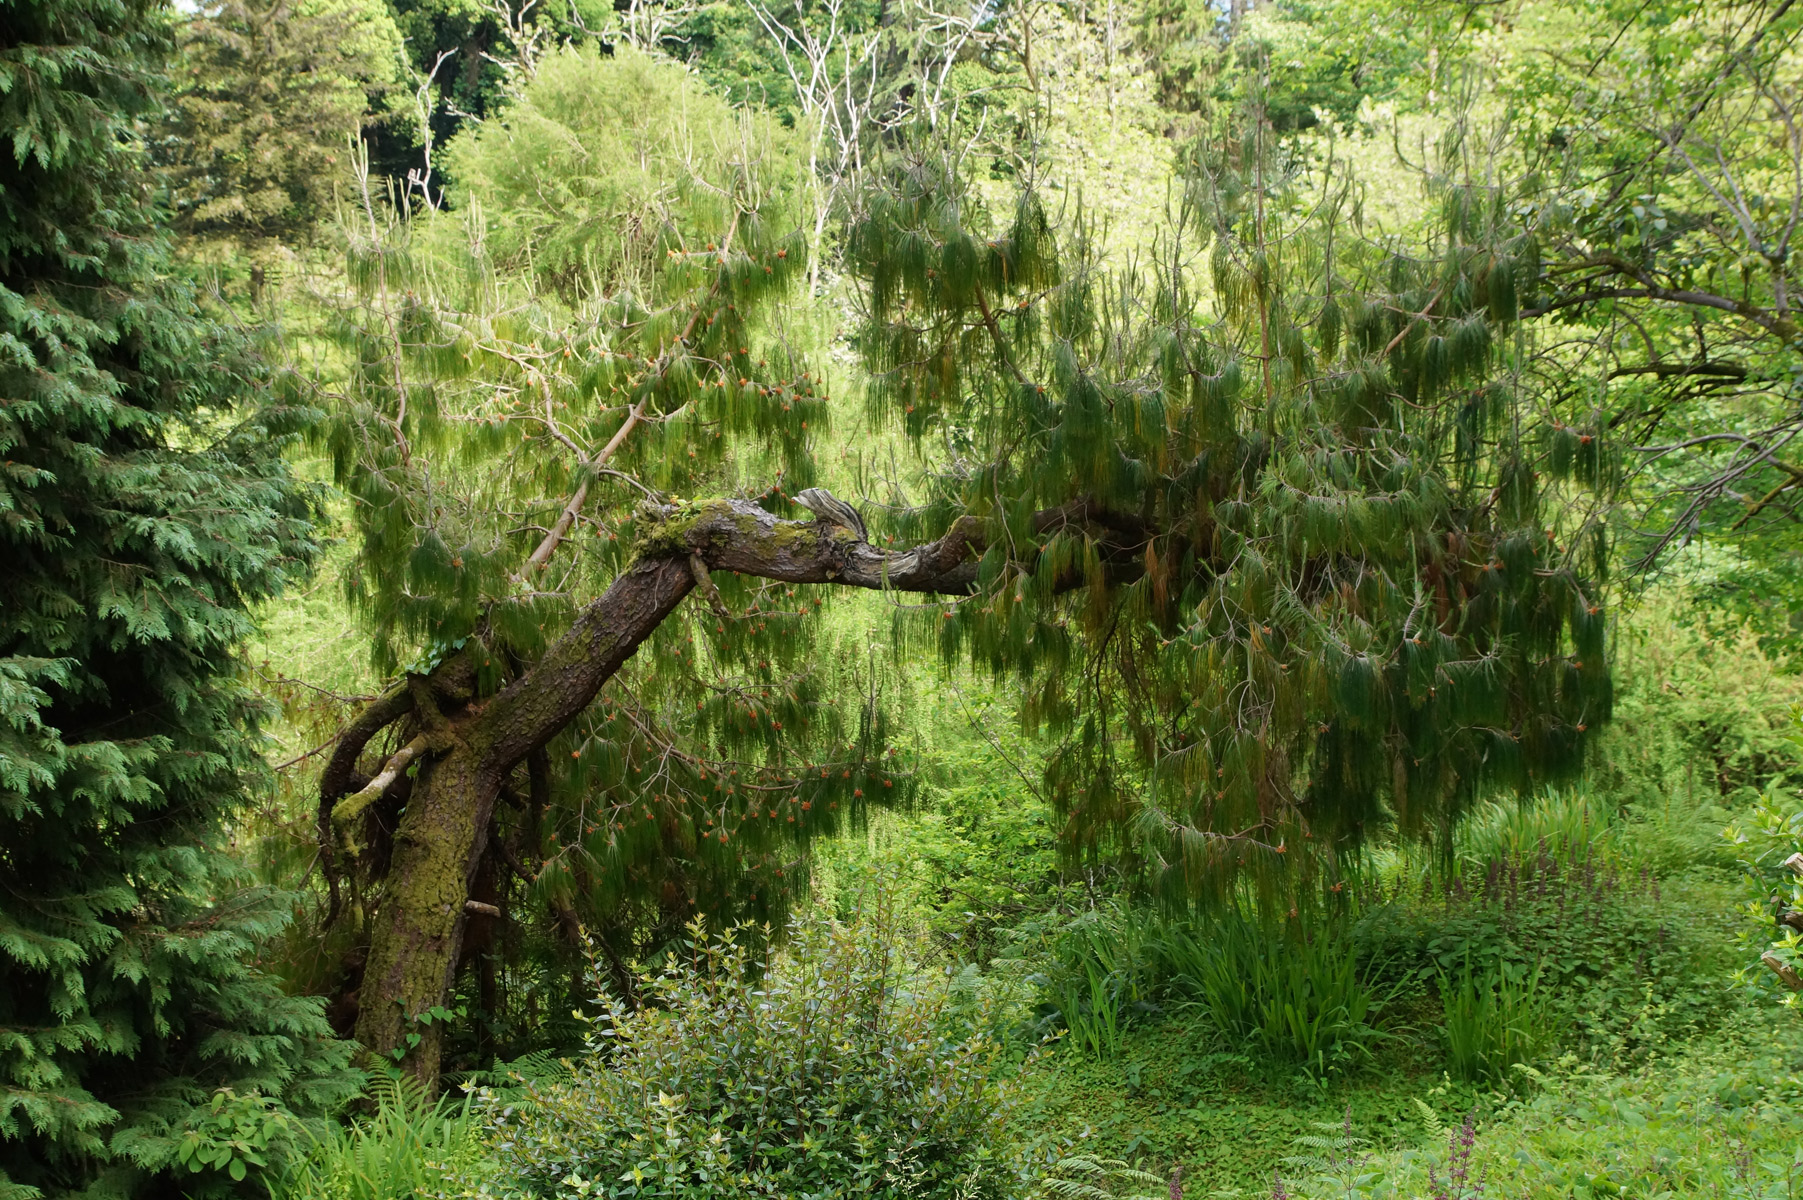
[307,57,1612,1084]
[0,1,357,1194]
[847,109,1610,900]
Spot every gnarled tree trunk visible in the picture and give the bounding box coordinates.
[325,500,989,1085]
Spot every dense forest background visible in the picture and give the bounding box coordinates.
[6,0,1803,1196]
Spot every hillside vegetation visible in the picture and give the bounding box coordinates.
[5,0,1803,1196]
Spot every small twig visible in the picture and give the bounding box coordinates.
[274,736,341,772]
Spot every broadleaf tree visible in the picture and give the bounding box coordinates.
[1492,0,1803,565]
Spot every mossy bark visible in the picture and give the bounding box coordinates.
[339,500,1018,1087]
[351,557,697,1084]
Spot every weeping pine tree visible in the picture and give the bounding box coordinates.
[312,67,1613,1083]
[850,116,1612,900]
[311,48,936,1083]
[0,0,356,1194]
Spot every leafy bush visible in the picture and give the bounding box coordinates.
[1725,783,1803,1005]
[444,910,1027,1199]
[1339,1005,1803,1199]
[1595,590,1803,805]
[1356,846,1736,1066]
[272,1075,478,1200]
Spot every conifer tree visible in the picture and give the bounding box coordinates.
[162,0,406,244]
[310,61,1611,1083]
[0,1,357,1194]
[850,117,1610,898]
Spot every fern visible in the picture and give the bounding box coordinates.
[1280,1107,1389,1200]
[1037,1155,1169,1200]
[1413,1098,1448,1142]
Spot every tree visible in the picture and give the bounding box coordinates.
[742,0,987,290]
[0,1,357,1194]
[309,32,1609,1084]
[162,0,406,245]
[1497,0,1803,562]
[314,46,898,1082]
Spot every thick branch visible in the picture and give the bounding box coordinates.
[1608,361,1748,381]
[478,499,989,769]
[331,734,429,845]
[318,685,415,805]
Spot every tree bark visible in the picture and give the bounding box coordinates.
[338,499,988,1085]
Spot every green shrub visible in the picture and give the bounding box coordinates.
[1344,1005,1803,1199]
[1355,848,1736,1065]
[444,910,1027,1199]
[1595,590,1803,805]
[1725,783,1803,1006]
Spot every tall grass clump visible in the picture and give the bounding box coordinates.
[445,907,1027,1199]
[1151,911,1390,1077]
[1454,788,1619,869]
[271,1076,477,1200]
[1439,957,1551,1083]
[1031,910,1152,1058]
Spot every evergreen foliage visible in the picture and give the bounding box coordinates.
[0,0,357,1193]
[162,0,405,242]
[851,115,1612,898]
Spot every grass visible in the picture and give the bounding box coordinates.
[1016,1010,1467,1194]
[1012,787,1758,1197]
[1037,911,1151,1059]
[1017,978,1800,1199]
[271,1076,477,1200]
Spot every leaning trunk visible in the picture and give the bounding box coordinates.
[331,500,1007,1087]
[352,556,698,1085]
[352,746,499,1084]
